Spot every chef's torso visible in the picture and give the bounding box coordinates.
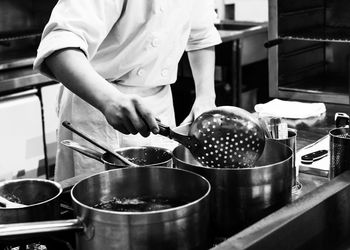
[33,0,221,181]
[34,0,221,86]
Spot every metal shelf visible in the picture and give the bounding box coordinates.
[280,26,350,43]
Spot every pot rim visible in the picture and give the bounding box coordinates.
[329,127,350,139]
[70,167,211,216]
[0,178,63,210]
[173,139,293,171]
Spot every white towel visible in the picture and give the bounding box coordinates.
[254,99,326,119]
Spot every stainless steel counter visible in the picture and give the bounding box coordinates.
[212,171,350,250]
[212,104,350,250]
[0,67,53,95]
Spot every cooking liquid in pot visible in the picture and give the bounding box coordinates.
[124,157,147,165]
[94,196,187,212]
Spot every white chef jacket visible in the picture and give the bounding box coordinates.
[34,0,222,181]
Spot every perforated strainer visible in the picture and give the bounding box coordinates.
[158,106,266,168]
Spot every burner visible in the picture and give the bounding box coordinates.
[1,235,75,250]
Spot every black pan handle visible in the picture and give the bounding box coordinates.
[157,121,171,137]
[156,121,196,149]
[264,38,283,48]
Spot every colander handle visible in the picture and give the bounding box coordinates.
[157,122,195,149]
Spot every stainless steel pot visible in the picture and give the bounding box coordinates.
[61,140,173,170]
[173,139,293,237]
[0,179,62,224]
[0,167,211,250]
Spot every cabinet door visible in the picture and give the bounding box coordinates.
[0,93,44,180]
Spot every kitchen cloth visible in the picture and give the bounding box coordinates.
[254,99,326,119]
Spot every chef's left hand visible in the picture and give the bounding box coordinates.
[181,97,216,125]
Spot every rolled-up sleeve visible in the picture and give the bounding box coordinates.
[34,0,122,78]
[186,0,222,51]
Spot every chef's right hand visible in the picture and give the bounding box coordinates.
[102,92,159,137]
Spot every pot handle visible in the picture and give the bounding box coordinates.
[61,139,104,163]
[0,218,87,239]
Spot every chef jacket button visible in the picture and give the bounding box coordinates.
[161,69,169,77]
[152,38,160,47]
[155,5,163,14]
[137,68,146,76]
[159,5,164,12]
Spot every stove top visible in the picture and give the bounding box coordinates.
[1,189,76,250]
[1,235,75,250]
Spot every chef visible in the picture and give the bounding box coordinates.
[34,0,222,181]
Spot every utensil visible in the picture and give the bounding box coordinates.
[329,127,350,179]
[61,139,173,170]
[158,106,266,168]
[271,129,298,188]
[301,150,328,165]
[0,167,211,250]
[172,139,293,237]
[62,121,138,167]
[0,195,26,208]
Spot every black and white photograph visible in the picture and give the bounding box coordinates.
[0,0,349,249]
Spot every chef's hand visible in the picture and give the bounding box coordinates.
[181,97,216,125]
[44,48,158,137]
[102,92,159,137]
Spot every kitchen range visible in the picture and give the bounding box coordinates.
[1,104,350,250]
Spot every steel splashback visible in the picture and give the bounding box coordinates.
[0,0,57,70]
[0,0,57,94]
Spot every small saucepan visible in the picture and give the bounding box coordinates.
[0,179,62,224]
[61,140,173,170]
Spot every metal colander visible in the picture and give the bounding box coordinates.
[158,106,266,168]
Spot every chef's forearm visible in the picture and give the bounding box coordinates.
[44,48,119,114]
[187,46,216,102]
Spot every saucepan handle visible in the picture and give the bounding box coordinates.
[0,218,88,239]
[61,139,104,163]
[62,121,138,167]
[264,38,283,48]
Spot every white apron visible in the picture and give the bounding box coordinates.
[55,83,177,182]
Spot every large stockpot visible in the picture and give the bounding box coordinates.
[0,179,62,224]
[0,167,211,250]
[173,139,293,237]
[61,140,173,170]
